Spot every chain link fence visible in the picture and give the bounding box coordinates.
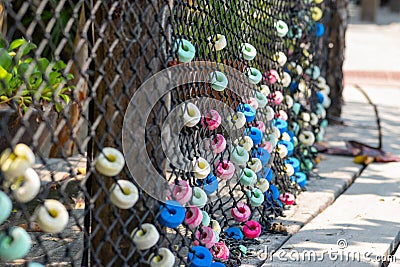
[0,0,336,266]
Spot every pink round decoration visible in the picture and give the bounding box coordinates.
[201,110,222,130]
[243,220,262,239]
[231,202,251,222]
[273,91,284,105]
[210,241,230,260]
[265,69,279,85]
[260,142,274,153]
[216,160,235,180]
[279,193,295,205]
[194,226,216,248]
[185,206,203,228]
[247,98,259,110]
[255,121,266,133]
[278,110,288,121]
[211,134,227,154]
[170,180,192,205]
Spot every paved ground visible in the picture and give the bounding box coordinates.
[244,4,400,267]
[3,4,399,267]
[344,3,400,90]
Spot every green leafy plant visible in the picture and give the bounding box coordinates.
[0,38,73,113]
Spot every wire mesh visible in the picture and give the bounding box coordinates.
[0,0,338,266]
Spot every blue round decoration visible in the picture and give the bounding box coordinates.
[188,246,213,267]
[316,22,325,37]
[278,140,294,156]
[274,119,288,135]
[224,227,244,240]
[245,127,263,145]
[292,172,307,188]
[158,200,186,228]
[286,157,300,172]
[237,104,256,122]
[252,147,271,166]
[197,174,219,195]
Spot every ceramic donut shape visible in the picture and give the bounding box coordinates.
[279,192,295,205]
[194,226,216,248]
[275,51,287,66]
[131,223,160,250]
[275,20,289,37]
[278,110,288,121]
[272,90,284,105]
[211,219,221,234]
[201,110,221,130]
[266,69,279,85]
[229,112,246,129]
[185,206,203,229]
[248,158,262,173]
[265,106,275,121]
[238,103,256,122]
[241,43,257,60]
[149,247,175,267]
[210,241,230,261]
[201,211,210,226]
[0,191,12,225]
[0,143,35,180]
[0,227,31,261]
[209,71,228,91]
[243,220,261,239]
[231,202,251,222]
[216,160,236,180]
[255,178,270,193]
[260,85,270,96]
[277,144,288,159]
[311,6,323,21]
[208,34,227,51]
[198,174,218,195]
[246,67,263,85]
[285,95,294,108]
[240,168,257,186]
[109,180,139,209]
[247,97,259,110]
[224,227,243,240]
[205,134,226,154]
[35,199,69,234]
[234,136,254,152]
[170,180,193,205]
[11,168,41,203]
[175,39,196,62]
[183,103,201,127]
[299,131,315,146]
[193,157,211,179]
[246,127,263,145]
[246,188,265,207]
[255,92,268,108]
[95,147,125,177]
[191,187,208,208]
[231,146,250,167]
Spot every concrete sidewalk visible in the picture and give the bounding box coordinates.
[262,85,400,266]
[241,6,400,266]
[344,3,400,86]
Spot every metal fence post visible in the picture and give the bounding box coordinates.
[326,0,349,121]
[89,1,166,265]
